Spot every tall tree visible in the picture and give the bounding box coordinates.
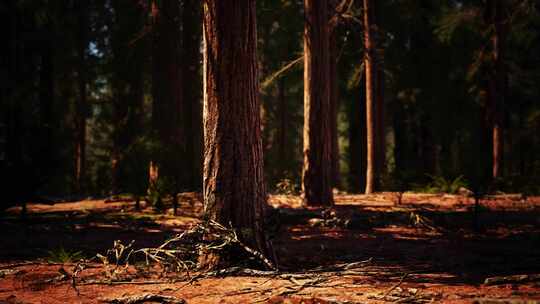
[110,0,145,194]
[75,0,88,194]
[200,0,275,269]
[302,0,334,206]
[329,0,341,188]
[363,0,377,194]
[150,0,184,189]
[485,0,506,180]
[374,1,386,186]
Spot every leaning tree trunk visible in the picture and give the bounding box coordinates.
[363,0,376,194]
[302,0,334,206]
[200,0,275,269]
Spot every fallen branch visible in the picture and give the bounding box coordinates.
[100,293,185,304]
[484,274,540,286]
[381,272,411,300]
[80,279,175,286]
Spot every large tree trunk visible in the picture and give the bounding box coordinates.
[302,0,334,206]
[75,0,88,194]
[182,0,203,191]
[200,0,275,269]
[363,0,376,194]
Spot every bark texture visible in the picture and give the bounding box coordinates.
[302,0,334,206]
[201,0,274,269]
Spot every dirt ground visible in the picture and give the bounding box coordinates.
[1,192,539,304]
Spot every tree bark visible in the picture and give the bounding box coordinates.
[302,0,334,206]
[200,0,274,269]
[363,0,376,194]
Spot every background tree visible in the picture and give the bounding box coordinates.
[109,0,146,194]
[363,0,377,194]
[302,0,334,206]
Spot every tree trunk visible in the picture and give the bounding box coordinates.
[489,0,505,180]
[39,26,54,181]
[348,71,366,193]
[329,20,341,189]
[484,0,505,182]
[363,0,376,194]
[374,0,385,189]
[277,77,287,174]
[150,0,184,190]
[302,0,334,206]
[200,0,275,269]
[182,0,203,191]
[111,1,144,194]
[75,0,88,194]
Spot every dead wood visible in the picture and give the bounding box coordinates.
[380,272,411,300]
[473,299,540,304]
[484,274,540,286]
[99,293,185,304]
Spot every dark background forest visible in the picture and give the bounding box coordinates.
[1,0,540,208]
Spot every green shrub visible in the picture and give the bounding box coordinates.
[414,174,468,194]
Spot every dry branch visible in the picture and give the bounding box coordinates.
[100,293,185,304]
[484,274,540,286]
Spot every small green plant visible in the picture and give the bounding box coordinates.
[415,174,469,194]
[46,246,84,263]
[274,178,299,195]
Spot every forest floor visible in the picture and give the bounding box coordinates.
[1,192,539,304]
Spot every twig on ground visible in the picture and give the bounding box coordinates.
[381,272,411,300]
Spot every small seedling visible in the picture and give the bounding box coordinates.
[46,246,84,263]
